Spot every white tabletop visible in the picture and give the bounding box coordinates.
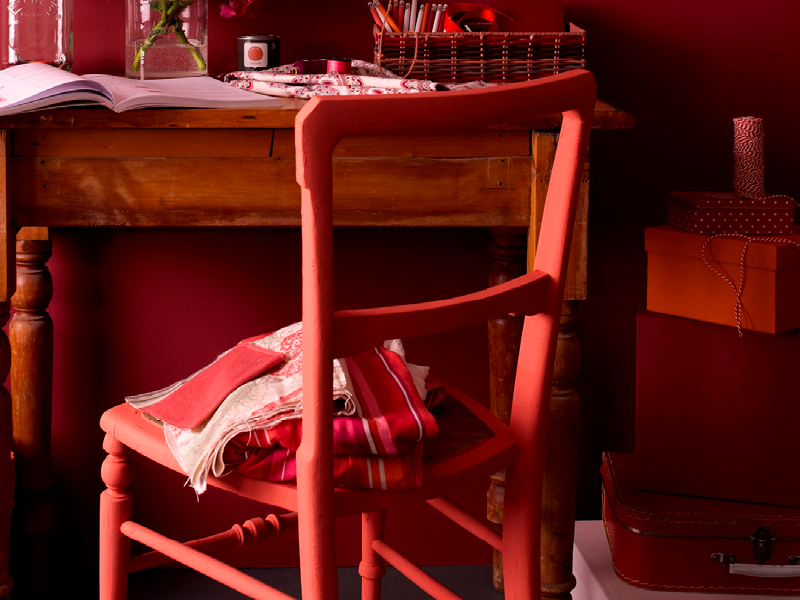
[573,521,779,600]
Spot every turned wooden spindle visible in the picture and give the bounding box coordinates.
[486,229,527,591]
[10,229,54,595]
[100,434,134,599]
[129,512,300,572]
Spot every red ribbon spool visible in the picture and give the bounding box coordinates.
[442,3,512,32]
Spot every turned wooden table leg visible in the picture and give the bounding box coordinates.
[487,229,526,591]
[532,133,589,600]
[489,132,590,597]
[10,227,54,596]
[540,300,581,599]
[487,297,582,598]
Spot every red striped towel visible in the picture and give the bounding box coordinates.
[222,346,438,490]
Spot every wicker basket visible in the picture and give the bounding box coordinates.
[373,23,586,84]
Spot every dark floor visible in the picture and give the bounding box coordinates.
[128,564,505,599]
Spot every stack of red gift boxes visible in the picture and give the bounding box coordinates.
[602,185,800,593]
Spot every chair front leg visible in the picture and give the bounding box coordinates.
[100,434,133,600]
[360,510,387,600]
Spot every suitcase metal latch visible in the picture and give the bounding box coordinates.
[711,528,800,577]
[711,552,736,565]
[710,527,776,567]
[750,527,776,564]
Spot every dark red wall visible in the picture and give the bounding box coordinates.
[28,0,800,582]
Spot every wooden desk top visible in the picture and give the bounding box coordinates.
[0,99,634,130]
[0,99,632,229]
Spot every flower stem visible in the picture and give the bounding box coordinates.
[131,0,206,74]
[172,18,207,71]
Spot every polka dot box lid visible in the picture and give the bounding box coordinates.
[667,191,795,236]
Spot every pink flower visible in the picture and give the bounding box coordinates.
[220,0,259,17]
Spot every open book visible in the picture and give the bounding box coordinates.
[0,63,283,115]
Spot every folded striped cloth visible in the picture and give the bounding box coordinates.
[223,345,437,490]
[126,322,438,493]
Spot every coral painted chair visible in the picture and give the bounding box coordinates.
[99,69,595,600]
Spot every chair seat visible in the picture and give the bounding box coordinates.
[100,381,517,518]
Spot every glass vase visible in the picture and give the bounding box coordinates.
[126,0,208,79]
[1,0,73,69]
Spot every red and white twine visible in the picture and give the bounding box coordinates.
[733,116,793,202]
[698,118,798,336]
[701,233,800,337]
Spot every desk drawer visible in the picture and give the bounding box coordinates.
[10,156,532,228]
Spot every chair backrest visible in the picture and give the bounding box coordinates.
[294,71,596,596]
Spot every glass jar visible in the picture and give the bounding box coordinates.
[1,0,73,69]
[126,0,208,79]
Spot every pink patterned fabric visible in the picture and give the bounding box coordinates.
[225,59,493,98]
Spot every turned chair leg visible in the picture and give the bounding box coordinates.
[359,510,386,600]
[99,434,133,600]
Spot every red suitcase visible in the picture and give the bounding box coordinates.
[602,453,800,596]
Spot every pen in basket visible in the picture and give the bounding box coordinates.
[431,4,443,32]
[408,0,418,30]
[394,0,406,31]
[369,1,382,27]
[370,1,449,33]
[420,3,431,31]
[372,1,400,32]
[414,4,424,31]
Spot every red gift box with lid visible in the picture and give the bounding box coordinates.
[667,191,796,235]
[646,225,800,334]
[603,453,800,596]
[634,310,800,507]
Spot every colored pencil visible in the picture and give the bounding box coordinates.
[420,3,431,32]
[408,0,418,31]
[375,0,400,32]
[368,1,383,27]
[431,4,442,32]
[397,1,405,32]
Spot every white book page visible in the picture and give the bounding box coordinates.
[82,74,284,111]
[0,63,113,114]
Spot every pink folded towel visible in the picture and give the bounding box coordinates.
[127,338,285,430]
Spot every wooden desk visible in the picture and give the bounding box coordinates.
[0,99,632,598]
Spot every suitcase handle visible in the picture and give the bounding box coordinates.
[712,553,800,578]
